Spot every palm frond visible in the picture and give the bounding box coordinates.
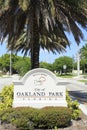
[0,0,87,56]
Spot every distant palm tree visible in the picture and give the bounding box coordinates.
[0,0,87,69]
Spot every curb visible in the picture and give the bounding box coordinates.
[79,104,87,115]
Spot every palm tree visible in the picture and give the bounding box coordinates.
[0,0,87,69]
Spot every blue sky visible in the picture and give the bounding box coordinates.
[0,29,87,63]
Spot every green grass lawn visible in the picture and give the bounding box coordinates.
[78,80,87,83]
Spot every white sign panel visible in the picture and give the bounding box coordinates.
[13,68,67,108]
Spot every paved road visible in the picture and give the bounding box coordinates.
[57,78,87,103]
[0,75,20,92]
[57,78,87,115]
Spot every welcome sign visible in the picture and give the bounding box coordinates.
[13,68,67,108]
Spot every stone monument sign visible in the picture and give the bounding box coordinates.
[13,68,67,108]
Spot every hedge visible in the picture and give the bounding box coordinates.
[0,107,71,129]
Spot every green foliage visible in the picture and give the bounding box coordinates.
[54,126,58,130]
[80,44,87,58]
[38,107,71,128]
[0,84,13,110]
[0,0,10,10]
[0,108,14,123]
[53,56,73,73]
[13,56,31,76]
[66,91,72,104]
[80,44,87,73]
[19,0,30,11]
[64,0,82,7]
[40,62,53,71]
[0,107,71,129]
[71,102,81,120]
[4,0,10,8]
[0,54,17,73]
[78,80,87,83]
[13,117,34,129]
[0,54,11,73]
[0,54,31,75]
[66,91,81,120]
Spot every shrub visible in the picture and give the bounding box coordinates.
[0,108,14,123]
[70,100,81,120]
[66,91,81,120]
[38,107,71,129]
[0,84,13,110]
[13,117,34,130]
[0,107,71,129]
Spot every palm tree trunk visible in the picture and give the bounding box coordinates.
[31,36,40,69]
[30,4,40,69]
